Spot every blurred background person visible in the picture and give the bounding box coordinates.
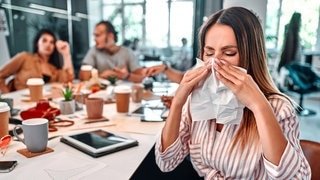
[82,21,144,83]
[277,12,302,73]
[131,37,142,59]
[173,37,193,71]
[0,29,74,93]
[122,39,132,48]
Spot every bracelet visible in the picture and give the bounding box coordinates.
[163,64,168,72]
[163,62,170,72]
[124,73,130,80]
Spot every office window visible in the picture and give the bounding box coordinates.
[266,0,320,50]
[170,1,194,47]
[145,1,168,47]
[124,5,144,42]
[101,0,194,49]
[102,0,144,45]
[265,0,281,49]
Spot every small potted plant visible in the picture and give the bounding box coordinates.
[107,76,117,86]
[59,85,75,115]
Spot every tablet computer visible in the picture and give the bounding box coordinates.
[60,129,138,158]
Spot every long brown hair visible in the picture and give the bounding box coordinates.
[198,7,283,150]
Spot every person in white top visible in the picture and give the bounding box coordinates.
[155,7,311,179]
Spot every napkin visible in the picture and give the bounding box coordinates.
[190,58,246,124]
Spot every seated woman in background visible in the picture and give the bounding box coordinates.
[155,7,310,179]
[0,29,74,93]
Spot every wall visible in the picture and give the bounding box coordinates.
[0,8,9,66]
[223,0,267,29]
[0,32,10,66]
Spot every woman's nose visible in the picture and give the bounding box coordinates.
[213,53,223,60]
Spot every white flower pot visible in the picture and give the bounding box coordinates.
[59,99,75,115]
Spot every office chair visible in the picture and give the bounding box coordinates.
[285,63,320,116]
[300,140,320,180]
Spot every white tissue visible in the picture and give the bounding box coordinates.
[190,58,246,125]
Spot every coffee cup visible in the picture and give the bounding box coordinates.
[79,65,93,81]
[85,98,104,119]
[114,86,131,113]
[26,78,44,102]
[13,118,48,153]
[131,84,144,103]
[73,92,89,111]
[0,98,13,115]
[0,102,10,138]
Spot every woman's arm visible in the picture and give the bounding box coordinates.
[214,59,310,179]
[164,66,184,83]
[155,65,210,172]
[214,58,287,164]
[161,65,209,150]
[62,53,74,76]
[0,52,26,93]
[56,40,74,81]
[261,98,311,179]
[143,64,184,83]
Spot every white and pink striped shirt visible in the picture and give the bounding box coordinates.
[155,95,311,179]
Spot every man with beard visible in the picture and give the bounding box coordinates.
[82,21,144,83]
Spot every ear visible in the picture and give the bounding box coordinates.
[108,33,115,44]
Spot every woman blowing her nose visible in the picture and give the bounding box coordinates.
[155,7,311,179]
[0,29,74,93]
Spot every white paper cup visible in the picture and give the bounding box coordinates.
[26,78,44,102]
[79,65,93,81]
[114,86,131,113]
[0,102,10,137]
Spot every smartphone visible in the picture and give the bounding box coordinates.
[0,161,18,173]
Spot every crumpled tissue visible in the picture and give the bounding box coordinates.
[190,58,246,124]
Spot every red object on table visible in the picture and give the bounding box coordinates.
[20,100,60,121]
[90,84,101,93]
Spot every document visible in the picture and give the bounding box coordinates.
[2,152,106,180]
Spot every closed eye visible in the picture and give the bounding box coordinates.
[225,51,237,56]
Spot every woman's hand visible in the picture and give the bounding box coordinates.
[56,40,70,57]
[143,64,166,77]
[173,65,210,107]
[161,95,174,108]
[213,58,267,112]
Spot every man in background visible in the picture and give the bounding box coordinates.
[82,21,144,83]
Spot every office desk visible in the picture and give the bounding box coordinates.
[0,84,171,180]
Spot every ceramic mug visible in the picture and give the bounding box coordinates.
[13,118,48,153]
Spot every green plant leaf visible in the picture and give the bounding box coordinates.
[61,87,73,101]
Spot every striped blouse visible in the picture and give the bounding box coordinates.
[155,95,311,179]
